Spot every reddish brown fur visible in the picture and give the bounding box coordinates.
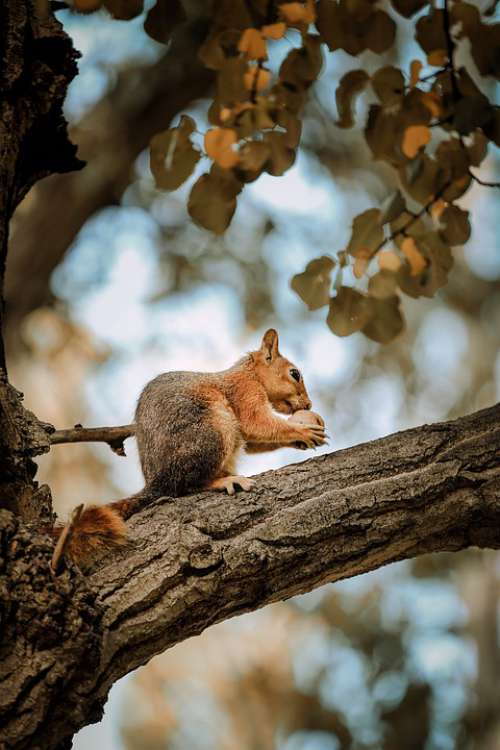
[52,506,127,565]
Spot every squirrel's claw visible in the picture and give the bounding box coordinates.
[209,475,255,495]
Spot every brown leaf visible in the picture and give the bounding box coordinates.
[327,287,372,336]
[238,141,271,172]
[244,65,272,92]
[378,251,402,271]
[144,0,185,44]
[150,115,200,191]
[104,0,143,19]
[362,295,404,343]
[400,236,427,276]
[410,59,423,88]
[291,256,335,310]
[402,125,431,158]
[204,128,239,169]
[280,0,315,25]
[336,69,370,129]
[427,49,447,66]
[238,28,267,60]
[188,171,242,234]
[262,22,286,39]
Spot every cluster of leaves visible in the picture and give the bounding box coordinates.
[291,0,499,343]
[70,0,499,344]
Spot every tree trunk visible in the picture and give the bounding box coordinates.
[1,403,499,748]
[0,1,81,522]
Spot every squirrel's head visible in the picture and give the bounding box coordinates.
[252,329,312,415]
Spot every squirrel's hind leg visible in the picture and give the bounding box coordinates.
[208,475,255,495]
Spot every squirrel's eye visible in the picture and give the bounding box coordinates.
[290,368,301,382]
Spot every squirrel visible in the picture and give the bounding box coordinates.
[52,329,326,564]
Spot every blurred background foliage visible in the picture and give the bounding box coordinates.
[6,0,500,748]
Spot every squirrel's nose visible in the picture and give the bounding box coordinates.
[304,399,312,410]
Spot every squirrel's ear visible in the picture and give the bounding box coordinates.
[260,329,279,363]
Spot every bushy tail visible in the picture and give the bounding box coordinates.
[51,492,145,569]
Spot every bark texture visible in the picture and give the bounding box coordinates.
[0,1,80,520]
[1,403,499,749]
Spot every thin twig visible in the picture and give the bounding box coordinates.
[50,424,136,456]
[468,170,500,189]
[373,181,452,256]
[50,503,84,574]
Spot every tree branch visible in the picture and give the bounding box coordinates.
[50,423,136,456]
[1,403,499,748]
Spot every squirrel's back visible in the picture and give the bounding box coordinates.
[135,370,240,497]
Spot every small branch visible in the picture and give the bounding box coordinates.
[373,180,452,255]
[468,170,500,189]
[50,424,136,456]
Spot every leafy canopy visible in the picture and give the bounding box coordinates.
[71,0,500,344]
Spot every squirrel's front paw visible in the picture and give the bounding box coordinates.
[289,410,327,449]
[296,424,327,449]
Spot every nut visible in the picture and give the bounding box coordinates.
[288,409,325,427]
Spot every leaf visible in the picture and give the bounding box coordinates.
[335,70,370,129]
[264,132,296,176]
[262,22,286,39]
[104,0,143,19]
[379,251,402,272]
[483,108,500,146]
[74,0,102,11]
[400,236,427,276]
[402,125,431,159]
[238,28,267,60]
[467,131,488,166]
[365,106,400,164]
[397,231,452,298]
[410,60,423,88]
[199,33,226,71]
[416,10,447,55]
[327,287,372,337]
[244,65,272,92]
[420,91,442,119]
[381,190,407,224]
[453,95,494,136]
[364,10,396,54]
[279,35,323,89]
[362,295,404,343]
[238,141,271,172]
[218,57,248,104]
[291,256,335,310]
[188,170,242,234]
[204,128,239,169]
[353,257,368,278]
[430,199,447,221]
[144,0,185,44]
[346,209,384,258]
[280,0,315,26]
[427,50,447,67]
[389,0,427,18]
[400,154,445,204]
[150,115,200,191]
[368,270,398,299]
[439,205,471,245]
[275,110,302,148]
[371,66,405,106]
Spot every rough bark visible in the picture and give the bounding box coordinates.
[0,1,80,520]
[1,403,499,749]
[4,18,213,347]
